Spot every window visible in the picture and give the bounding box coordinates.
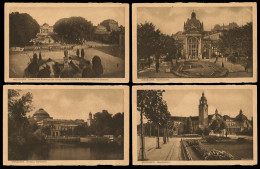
[188,37,199,58]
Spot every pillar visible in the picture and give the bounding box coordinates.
[198,37,202,59]
[185,36,188,59]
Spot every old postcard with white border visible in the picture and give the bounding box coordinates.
[132,85,257,165]
[132,3,257,83]
[3,85,129,166]
[4,3,129,83]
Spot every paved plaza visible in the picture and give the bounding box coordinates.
[138,58,252,78]
[137,136,182,161]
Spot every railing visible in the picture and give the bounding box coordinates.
[180,138,192,161]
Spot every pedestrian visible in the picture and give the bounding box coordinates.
[81,48,85,58]
[39,51,42,61]
[225,131,228,137]
[245,61,249,73]
[64,49,68,58]
[76,48,80,58]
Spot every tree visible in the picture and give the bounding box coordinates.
[161,34,177,64]
[137,90,170,153]
[8,89,35,160]
[217,22,252,63]
[74,123,89,136]
[210,120,219,132]
[91,110,113,136]
[54,17,94,44]
[112,112,124,136]
[9,12,40,47]
[137,22,161,68]
[183,117,193,134]
[41,125,51,136]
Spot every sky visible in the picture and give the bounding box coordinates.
[138,89,253,123]
[9,7,125,26]
[137,6,252,35]
[20,89,124,121]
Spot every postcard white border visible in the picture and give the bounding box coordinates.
[4,3,129,83]
[132,3,257,83]
[3,85,129,166]
[132,85,257,165]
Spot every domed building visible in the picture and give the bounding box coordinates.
[32,108,53,121]
[174,11,229,60]
[183,12,204,59]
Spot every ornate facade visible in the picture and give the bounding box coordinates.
[170,92,253,135]
[174,12,229,59]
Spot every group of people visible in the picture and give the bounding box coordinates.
[76,48,85,58]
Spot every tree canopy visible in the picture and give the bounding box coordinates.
[90,110,124,136]
[137,22,178,64]
[9,12,40,47]
[217,22,252,60]
[53,17,94,44]
[137,90,170,127]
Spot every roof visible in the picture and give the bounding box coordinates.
[33,108,50,117]
[170,116,186,121]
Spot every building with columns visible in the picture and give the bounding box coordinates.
[183,12,203,59]
[174,11,237,59]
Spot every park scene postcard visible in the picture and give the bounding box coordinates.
[4,3,129,83]
[132,3,257,83]
[132,85,257,165]
[3,85,129,166]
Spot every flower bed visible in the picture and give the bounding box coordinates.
[185,139,234,160]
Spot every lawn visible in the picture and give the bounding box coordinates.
[200,140,253,160]
[94,45,124,59]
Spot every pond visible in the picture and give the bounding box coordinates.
[18,142,124,160]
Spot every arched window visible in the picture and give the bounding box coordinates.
[188,37,199,58]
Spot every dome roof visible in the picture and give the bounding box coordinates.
[33,108,50,117]
[184,12,203,33]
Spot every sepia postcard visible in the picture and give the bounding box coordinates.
[4,3,129,83]
[132,85,257,165]
[3,85,129,166]
[132,3,257,83]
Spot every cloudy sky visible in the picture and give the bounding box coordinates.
[20,89,124,121]
[9,7,125,26]
[137,6,252,35]
[138,89,253,123]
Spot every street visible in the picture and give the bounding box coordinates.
[137,136,182,161]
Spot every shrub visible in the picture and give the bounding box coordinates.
[204,149,234,160]
[203,127,211,136]
[205,136,218,144]
[186,139,200,146]
[186,139,234,160]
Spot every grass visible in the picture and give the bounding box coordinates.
[94,45,124,59]
[200,140,253,160]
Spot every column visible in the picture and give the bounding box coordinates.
[198,37,202,59]
[185,36,188,59]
